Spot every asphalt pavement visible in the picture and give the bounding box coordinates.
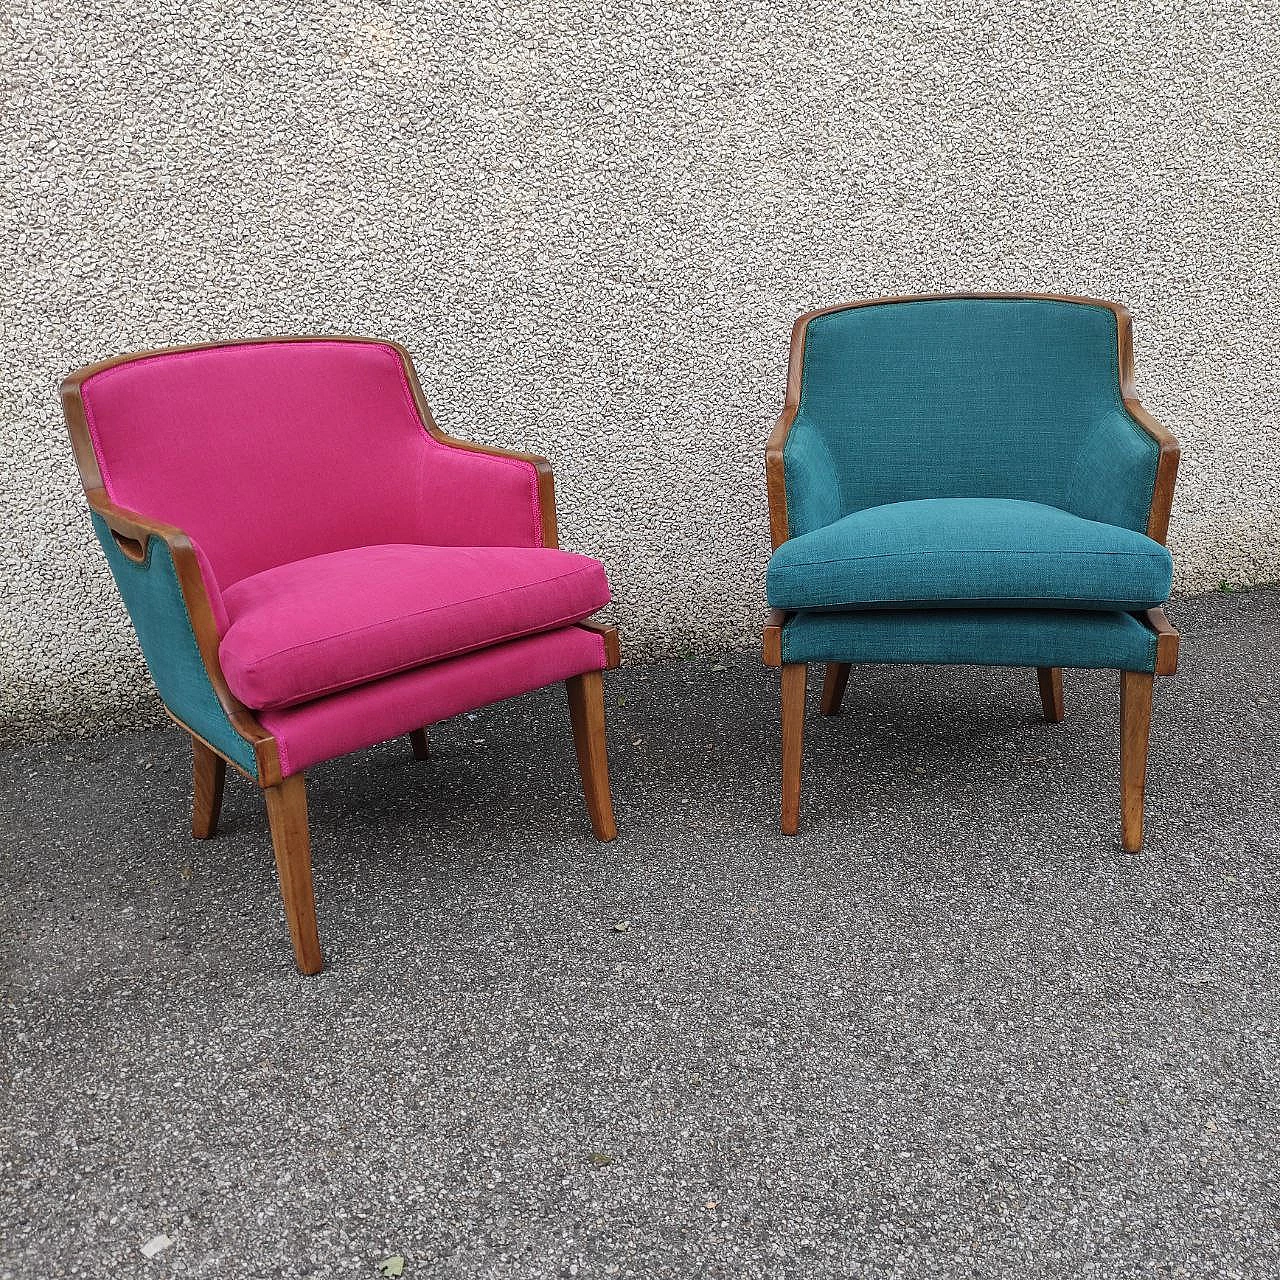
[3,589,1278,1279]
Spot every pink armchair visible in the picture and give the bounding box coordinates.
[61,337,619,974]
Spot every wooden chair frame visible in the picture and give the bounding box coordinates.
[763,294,1180,852]
[62,336,620,974]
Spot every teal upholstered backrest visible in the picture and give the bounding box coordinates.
[784,297,1159,536]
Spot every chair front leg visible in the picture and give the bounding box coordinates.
[565,670,618,842]
[263,773,324,974]
[820,662,851,716]
[408,728,431,760]
[1120,671,1155,853]
[780,662,808,835]
[1037,667,1065,722]
[191,737,226,839]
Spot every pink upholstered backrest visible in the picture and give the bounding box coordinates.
[81,340,452,589]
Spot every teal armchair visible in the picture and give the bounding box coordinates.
[763,294,1180,850]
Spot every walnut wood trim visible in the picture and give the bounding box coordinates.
[765,408,796,552]
[765,293,1180,548]
[762,609,787,667]
[574,620,621,669]
[1143,607,1180,676]
[60,334,561,548]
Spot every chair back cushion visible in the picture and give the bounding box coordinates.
[79,340,451,589]
[789,297,1147,531]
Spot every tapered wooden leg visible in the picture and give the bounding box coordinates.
[566,670,617,842]
[263,773,323,974]
[820,662,851,716]
[191,738,226,840]
[1037,667,1065,723]
[1120,671,1155,853]
[409,728,431,760]
[780,662,808,836]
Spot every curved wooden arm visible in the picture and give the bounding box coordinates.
[765,406,797,550]
[86,493,280,784]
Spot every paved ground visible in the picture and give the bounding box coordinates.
[2,589,1279,1280]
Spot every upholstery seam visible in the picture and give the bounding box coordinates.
[773,549,1169,566]
[773,594,1166,607]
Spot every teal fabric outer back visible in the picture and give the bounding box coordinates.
[92,515,258,774]
[782,608,1158,672]
[784,298,1160,536]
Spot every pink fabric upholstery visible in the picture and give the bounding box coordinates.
[260,624,607,776]
[79,342,545,618]
[219,543,611,710]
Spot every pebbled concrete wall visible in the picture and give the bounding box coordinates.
[3,0,1278,736]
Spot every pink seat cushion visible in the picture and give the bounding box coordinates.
[219,543,611,710]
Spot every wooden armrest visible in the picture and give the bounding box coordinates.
[765,407,796,549]
[88,494,186,563]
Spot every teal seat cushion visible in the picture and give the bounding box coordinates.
[782,608,1159,672]
[766,498,1172,612]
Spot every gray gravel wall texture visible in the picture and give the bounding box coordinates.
[3,1,1278,738]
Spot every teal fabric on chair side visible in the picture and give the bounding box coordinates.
[780,412,843,537]
[92,514,258,774]
[794,298,1142,522]
[781,608,1159,673]
[766,497,1172,612]
[1066,407,1161,532]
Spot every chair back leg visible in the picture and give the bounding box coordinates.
[408,728,431,760]
[820,662,851,716]
[263,774,324,973]
[565,670,618,841]
[780,662,808,835]
[191,738,226,839]
[1037,667,1066,722]
[1120,671,1155,852]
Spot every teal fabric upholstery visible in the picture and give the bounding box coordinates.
[783,298,1160,535]
[782,608,1159,673]
[767,497,1172,612]
[92,515,257,774]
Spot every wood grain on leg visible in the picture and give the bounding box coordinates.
[566,670,617,842]
[820,662,851,716]
[263,774,323,974]
[780,662,807,836]
[1120,671,1155,854]
[409,728,430,760]
[191,738,226,839]
[1037,667,1065,723]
